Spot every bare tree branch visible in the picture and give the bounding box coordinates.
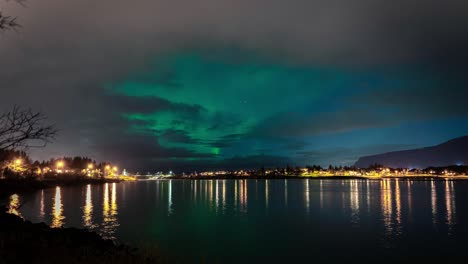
[0,0,24,32]
[0,106,58,151]
[0,11,19,31]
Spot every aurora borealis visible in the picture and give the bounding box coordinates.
[2,0,468,171]
[103,51,468,170]
[107,52,344,157]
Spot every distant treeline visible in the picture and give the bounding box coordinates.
[0,149,111,170]
[0,149,117,180]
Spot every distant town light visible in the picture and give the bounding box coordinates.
[15,159,22,165]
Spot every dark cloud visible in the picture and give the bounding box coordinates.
[353,86,468,120]
[250,108,394,138]
[2,0,468,68]
[296,144,421,166]
[149,154,293,173]
[249,81,468,139]
[94,131,215,171]
[7,90,214,170]
[105,95,173,114]
[2,0,468,170]
[158,129,199,145]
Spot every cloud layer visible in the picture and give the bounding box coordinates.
[1,0,468,171]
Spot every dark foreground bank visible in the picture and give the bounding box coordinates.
[0,207,157,264]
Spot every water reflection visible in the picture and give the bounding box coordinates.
[395,180,401,226]
[284,179,288,208]
[7,179,465,251]
[305,179,310,214]
[112,183,117,213]
[431,180,437,225]
[185,180,253,213]
[8,194,22,217]
[265,180,269,209]
[366,181,370,213]
[6,179,468,255]
[215,180,219,211]
[320,180,323,209]
[209,180,213,205]
[234,180,238,209]
[240,180,248,213]
[341,182,345,209]
[381,179,393,236]
[379,179,407,240]
[39,190,45,221]
[51,186,64,228]
[102,183,119,239]
[168,180,173,215]
[222,180,226,212]
[83,184,94,229]
[194,180,197,199]
[407,181,412,222]
[445,180,456,232]
[350,180,360,225]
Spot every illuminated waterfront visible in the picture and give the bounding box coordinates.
[8,179,468,261]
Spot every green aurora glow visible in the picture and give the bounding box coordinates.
[107,53,350,158]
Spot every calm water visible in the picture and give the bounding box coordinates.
[6,179,468,261]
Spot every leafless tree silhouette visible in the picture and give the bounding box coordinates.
[0,0,24,31]
[0,106,57,151]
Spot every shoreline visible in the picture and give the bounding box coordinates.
[2,174,466,201]
[0,178,121,201]
[164,175,468,180]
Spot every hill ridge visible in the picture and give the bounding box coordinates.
[354,135,468,168]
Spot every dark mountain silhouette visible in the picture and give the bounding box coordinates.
[355,135,468,168]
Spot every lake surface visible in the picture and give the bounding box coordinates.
[6,179,468,261]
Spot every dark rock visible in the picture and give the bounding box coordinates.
[0,211,156,263]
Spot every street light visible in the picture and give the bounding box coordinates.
[56,161,64,173]
[11,158,23,173]
[104,165,111,177]
[86,164,94,177]
[113,166,119,178]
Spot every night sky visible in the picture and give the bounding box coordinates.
[1,0,468,172]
